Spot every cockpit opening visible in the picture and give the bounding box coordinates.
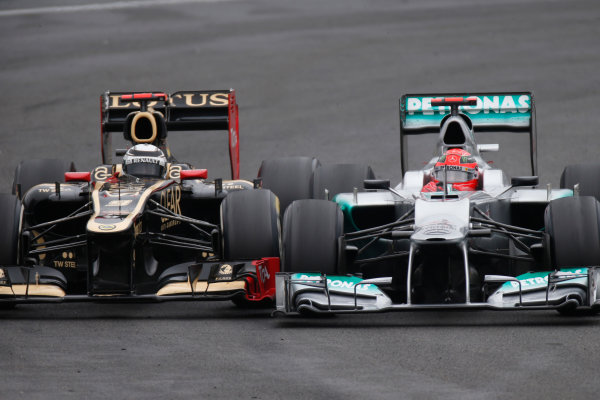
[443,120,466,146]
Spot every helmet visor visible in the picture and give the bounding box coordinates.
[434,166,477,183]
[124,162,165,178]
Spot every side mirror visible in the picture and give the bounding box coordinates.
[477,144,499,153]
[511,176,538,187]
[65,172,91,182]
[115,149,127,157]
[180,169,208,180]
[364,179,390,190]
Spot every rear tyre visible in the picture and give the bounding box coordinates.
[221,189,281,261]
[282,199,343,274]
[560,163,600,201]
[312,163,375,200]
[544,196,600,268]
[13,159,76,197]
[258,157,319,214]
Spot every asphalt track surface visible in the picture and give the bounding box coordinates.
[1,0,600,399]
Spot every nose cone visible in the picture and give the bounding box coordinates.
[411,218,467,244]
[412,198,470,245]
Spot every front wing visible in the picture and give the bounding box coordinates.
[0,258,279,305]
[274,268,600,315]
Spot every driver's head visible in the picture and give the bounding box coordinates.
[432,148,479,191]
[122,144,167,178]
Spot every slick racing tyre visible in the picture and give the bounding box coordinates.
[221,189,281,260]
[0,194,21,310]
[0,194,20,265]
[258,156,320,213]
[282,199,343,274]
[13,159,76,198]
[545,196,600,268]
[312,163,376,201]
[560,163,600,201]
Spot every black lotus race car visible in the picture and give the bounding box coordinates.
[268,92,600,316]
[0,90,281,308]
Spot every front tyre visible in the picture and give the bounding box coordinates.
[0,193,20,310]
[13,159,76,197]
[221,189,281,309]
[545,196,600,315]
[544,196,600,268]
[0,193,20,265]
[221,189,281,261]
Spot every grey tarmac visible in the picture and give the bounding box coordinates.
[1,0,600,399]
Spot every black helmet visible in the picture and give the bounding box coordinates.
[122,144,167,178]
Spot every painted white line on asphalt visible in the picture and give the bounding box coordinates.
[0,0,232,17]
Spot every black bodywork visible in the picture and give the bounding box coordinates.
[20,170,252,297]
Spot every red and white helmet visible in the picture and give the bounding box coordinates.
[425,148,479,192]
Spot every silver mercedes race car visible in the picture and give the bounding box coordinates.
[272,92,600,316]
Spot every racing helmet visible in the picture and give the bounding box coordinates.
[431,148,479,191]
[122,144,168,178]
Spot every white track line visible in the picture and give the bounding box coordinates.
[0,0,232,17]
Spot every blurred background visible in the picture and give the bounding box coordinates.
[1,0,598,189]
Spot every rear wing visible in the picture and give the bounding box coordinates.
[399,92,536,176]
[100,89,240,179]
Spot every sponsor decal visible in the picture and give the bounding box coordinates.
[403,94,532,129]
[215,264,234,281]
[220,264,233,274]
[108,92,229,109]
[406,95,531,115]
[292,274,382,295]
[223,184,244,190]
[98,224,116,231]
[124,156,165,166]
[258,264,271,284]
[93,166,112,181]
[500,268,588,292]
[160,186,182,231]
[53,251,77,268]
[168,165,182,179]
[230,127,238,147]
[176,93,229,107]
[53,260,77,268]
[35,185,74,194]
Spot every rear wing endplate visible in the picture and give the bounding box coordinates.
[399,92,536,175]
[100,90,240,179]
